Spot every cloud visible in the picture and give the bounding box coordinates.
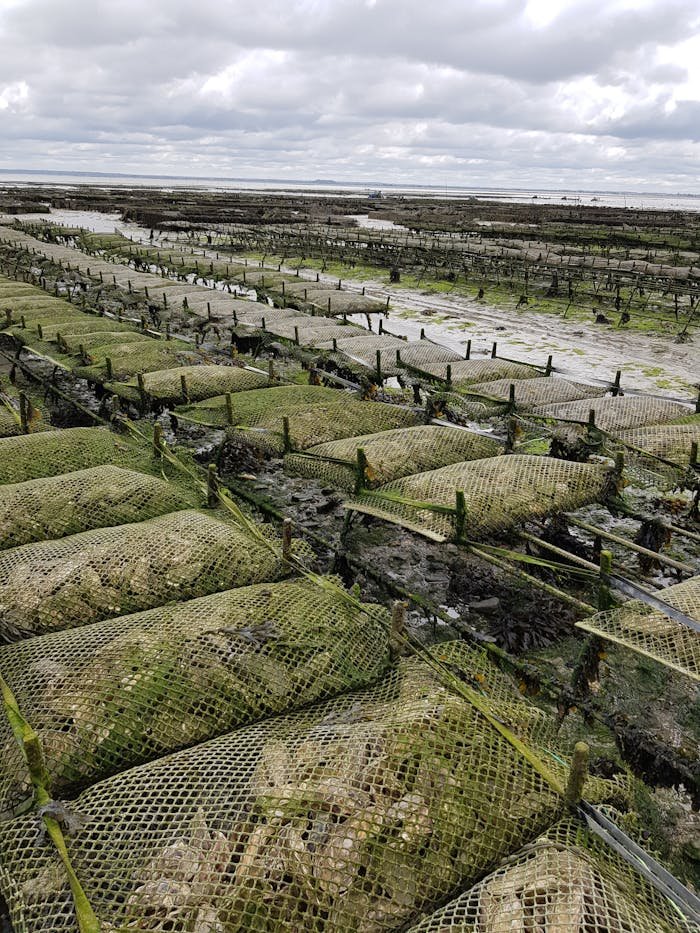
[0,0,699,190]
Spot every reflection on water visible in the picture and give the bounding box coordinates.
[2,170,699,212]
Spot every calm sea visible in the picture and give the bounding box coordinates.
[2,170,700,213]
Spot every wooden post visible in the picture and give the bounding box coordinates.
[282,518,293,561]
[180,373,189,402]
[294,326,300,345]
[598,549,613,611]
[379,319,384,334]
[446,364,452,387]
[37,323,43,340]
[491,341,497,358]
[508,383,516,410]
[391,600,407,637]
[225,392,234,425]
[612,370,622,396]
[207,302,212,321]
[355,447,368,493]
[328,296,332,314]
[18,392,29,434]
[545,354,553,375]
[375,350,382,383]
[455,490,467,541]
[153,423,164,458]
[282,416,292,452]
[137,373,146,407]
[105,357,113,380]
[564,742,589,809]
[268,359,275,383]
[691,441,698,466]
[396,349,402,366]
[207,464,219,508]
[465,339,471,359]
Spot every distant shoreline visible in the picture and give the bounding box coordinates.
[2,169,699,212]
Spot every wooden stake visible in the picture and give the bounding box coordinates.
[564,742,589,808]
[207,464,219,508]
[282,518,293,561]
[454,490,467,541]
[225,392,234,425]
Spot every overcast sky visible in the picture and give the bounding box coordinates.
[1,0,699,191]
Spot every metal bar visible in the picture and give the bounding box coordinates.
[567,516,696,575]
[579,802,700,928]
[468,545,596,615]
[608,574,700,634]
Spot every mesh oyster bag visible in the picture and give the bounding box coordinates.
[414,358,542,387]
[0,578,390,815]
[0,427,165,485]
[175,384,344,427]
[285,425,503,491]
[349,455,610,541]
[176,384,419,455]
[465,375,607,410]
[534,395,693,446]
[106,364,270,405]
[0,465,197,550]
[0,643,615,932]
[576,574,700,681]
[72,338,199,382]
[406,816,695,933]
[0,508,300,642]
[614,418,700,485]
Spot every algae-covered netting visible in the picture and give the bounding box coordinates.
[0,642,619,932]
[72,338,199,382]
[286,425,503,491]
[577,575,700,681]
[0,508,301,642]
[0,387,48,438]
[417,358,542,387]
[0,427,162,485]
[0,465,198,550]
[176,384,419,454]
[466,375,607,410]
[615,418,700,482]
[317,334,461,378]
[106,364,270,405]
[0,578,390,815]
[406,816,695,933]
[349,455,610,541]
[534,394,693,440]
[176,383,343,427]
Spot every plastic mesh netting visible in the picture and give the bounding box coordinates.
[285,425,503,491]
[72,338,199,382]
[0,385,48,437]
[176,384,342,427]
[317,334,462,378]
[0,465,197,550]
[106,364,270,405]
[466,376,607,410]
[616,418,700,474]
[406,816,694,933]
[534,394,693,437]
[349,455,610,541]
[0,508,299,642]
[0,643,598,932]
[0,427,159,485]
[417,358,542,386]
[577,575,700,681]
[176,385,419,454]
[0,578,390,815]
